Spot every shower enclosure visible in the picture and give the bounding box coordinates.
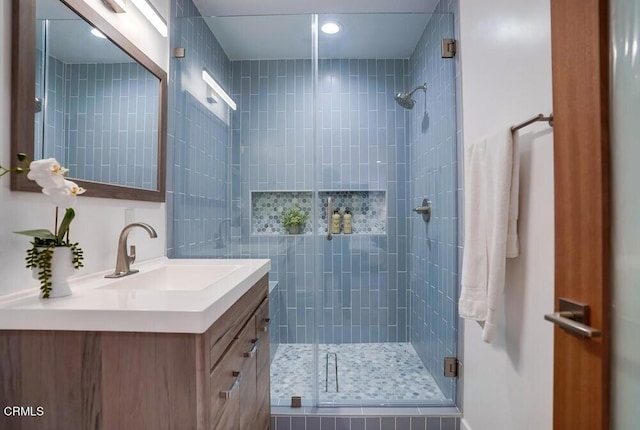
[169,3,458,408]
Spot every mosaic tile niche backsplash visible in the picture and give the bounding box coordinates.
[318,191,386,234]
[252,191,314,235]
[251,191,387,236]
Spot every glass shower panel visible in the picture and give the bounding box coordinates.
[171,10,458,408]
[171,14,318,407]
[314,13,458,406]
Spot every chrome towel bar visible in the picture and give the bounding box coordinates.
[511,113,554,133]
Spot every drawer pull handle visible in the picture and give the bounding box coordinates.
[260,318,271,332]
[244,338,260,357]
[219,371,242,399]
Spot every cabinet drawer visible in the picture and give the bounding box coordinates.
[209,338,242,430]
[208,275,269,372]
[237,315,258,429]
[209,315,262,430]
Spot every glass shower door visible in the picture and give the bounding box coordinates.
[171,9,458,409]
[314,12,458,406]
[172,13,321,407]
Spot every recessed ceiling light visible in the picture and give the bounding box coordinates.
[321,22,341,35]
[91,28,107,39]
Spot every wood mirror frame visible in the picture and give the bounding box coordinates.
[10,0,167,202]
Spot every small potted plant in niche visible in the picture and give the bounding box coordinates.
[281,205,307,235]
[1,154,86,298]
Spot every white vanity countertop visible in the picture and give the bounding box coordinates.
[0,258,270,334]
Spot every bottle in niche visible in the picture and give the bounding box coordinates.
[331,209,341,234]
[343,207,352,234]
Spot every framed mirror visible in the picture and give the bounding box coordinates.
[11,0,167,202]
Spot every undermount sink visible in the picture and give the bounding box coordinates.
[99,264,243,291]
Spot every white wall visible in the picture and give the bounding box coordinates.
[458,0,554,429]
[0,0,169,296]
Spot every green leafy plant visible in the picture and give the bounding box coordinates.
[2,154,86,298]
[281,206,308,229]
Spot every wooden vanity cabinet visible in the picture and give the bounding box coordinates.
[207,275,269,430]
[0,274,271,430]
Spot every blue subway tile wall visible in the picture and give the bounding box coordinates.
[315,58,410,344]
[407,11,458,401]
[35,56,159,189]
[168,0,232,258]
[229,58,316,343]
[229,58,410,343]
[64,62,160,189]
[37,55,69,165]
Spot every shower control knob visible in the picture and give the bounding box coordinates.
[413,198,431,222]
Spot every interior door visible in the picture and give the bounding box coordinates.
[549,0,610,429]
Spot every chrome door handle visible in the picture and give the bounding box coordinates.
[544,298,602,339]
[243,338,260,357]
[327,196,333,241]
[219,371,242,398]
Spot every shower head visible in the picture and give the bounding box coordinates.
[394,83,427,109]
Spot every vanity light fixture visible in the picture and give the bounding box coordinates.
[101,0,167,37]
[321,22,341,34]
[129,0,168,37]
[91,28,107,39]
[202,70,237,111]
[102,0,126,13]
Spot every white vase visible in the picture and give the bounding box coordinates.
[32,246,74,299]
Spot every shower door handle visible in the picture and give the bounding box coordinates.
[327,197,333,241]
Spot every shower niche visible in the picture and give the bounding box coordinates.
[317,190,386,235]
[250,190,387,236]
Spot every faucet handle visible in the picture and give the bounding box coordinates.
[129,245,136,264]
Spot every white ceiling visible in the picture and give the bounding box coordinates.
[192,0,440,16]
[206,14,432,60]
[192,0,440,60]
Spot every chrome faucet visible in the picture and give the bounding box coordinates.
[105,222,158,278]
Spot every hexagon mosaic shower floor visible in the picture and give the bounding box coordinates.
[270,343,445,404]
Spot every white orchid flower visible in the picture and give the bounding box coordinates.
[42,179,86,208]
[27,158,68,189]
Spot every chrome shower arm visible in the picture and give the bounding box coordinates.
[408,83,427,96]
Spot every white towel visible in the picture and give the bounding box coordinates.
[459,129,520,343]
